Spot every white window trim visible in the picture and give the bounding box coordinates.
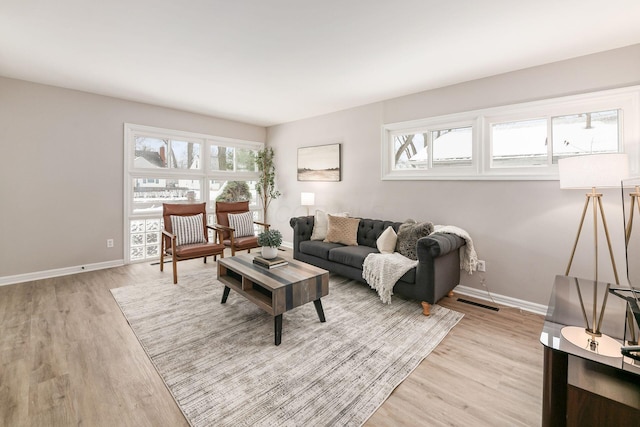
[124,123,264,263]
[382,85,640,181]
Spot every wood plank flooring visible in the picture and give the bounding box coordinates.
[0,253,544,426]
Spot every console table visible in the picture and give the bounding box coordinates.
[540,275,640,426]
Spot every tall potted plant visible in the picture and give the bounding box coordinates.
[255,147,281,223]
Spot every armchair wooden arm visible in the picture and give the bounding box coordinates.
[206,224,225,244]
[254,221,270,230]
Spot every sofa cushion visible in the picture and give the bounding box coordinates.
[328,245,378,269]
[397,220,434,260]
[310,210,349,240]
[324,215,360,246]
[300,240,343,260]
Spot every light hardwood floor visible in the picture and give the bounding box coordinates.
[1,253,544,426]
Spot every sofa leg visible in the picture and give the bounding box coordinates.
[421,301,431,316]
[448,290,455,298]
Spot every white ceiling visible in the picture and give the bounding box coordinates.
[2,0,640,127]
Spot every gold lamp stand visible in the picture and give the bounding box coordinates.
[623,185,640,346]
[565,187,620,346]
[625,185,640,245]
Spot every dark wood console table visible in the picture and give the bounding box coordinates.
[540,275,640,426]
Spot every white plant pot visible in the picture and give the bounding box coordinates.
[261,246,278,259]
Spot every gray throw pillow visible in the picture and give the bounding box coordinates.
[396,220,434,260]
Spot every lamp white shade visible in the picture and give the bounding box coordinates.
[558,153,629,189]
[301,192,315,206]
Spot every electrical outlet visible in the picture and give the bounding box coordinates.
[107,239,114,248]
[477,260,486,272]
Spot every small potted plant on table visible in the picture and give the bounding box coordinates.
[257,229,283,259]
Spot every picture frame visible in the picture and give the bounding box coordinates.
[297,143,341,181]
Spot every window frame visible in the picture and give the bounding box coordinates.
[381,85,640,181]
[124,123,264,263]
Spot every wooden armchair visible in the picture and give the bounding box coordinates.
[160,203,225,284]
[214,201,270,256]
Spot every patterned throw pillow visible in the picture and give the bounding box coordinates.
[170,214,206,246]
[324,215,360,246]
[396,220,434,260]
[310,210,350,240]
[228,211,255,238]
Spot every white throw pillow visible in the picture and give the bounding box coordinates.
[376,226,397,254]
[228,211,255,238]
[310,210,349,240]
[170,214,206,246]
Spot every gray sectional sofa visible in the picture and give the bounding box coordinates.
[289,216,466,314]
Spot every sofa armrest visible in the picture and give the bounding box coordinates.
[417,233,465,260]
[289,216,314,258]
[414,233,466,305]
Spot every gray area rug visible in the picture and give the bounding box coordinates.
[110,271,463,427]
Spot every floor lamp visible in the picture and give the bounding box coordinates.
[558,153,629,356]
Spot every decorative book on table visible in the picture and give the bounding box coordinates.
[253,256,288,268]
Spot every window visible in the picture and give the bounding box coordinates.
[392,126,473,170]
[125,124,263,263]
[432,127,473,168]
[491,118,548,168]
[134,137,201,170]
[382,86,640,180]
[551,109,619,162]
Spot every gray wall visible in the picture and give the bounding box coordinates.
[3,44,639,306]
[267,44,640,306]
[0,77,265,278]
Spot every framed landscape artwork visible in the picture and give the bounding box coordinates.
[297,143,341,181]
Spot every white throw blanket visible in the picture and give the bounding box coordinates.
[363,253,418,304]
[433,225,478,274]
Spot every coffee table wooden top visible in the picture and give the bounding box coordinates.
[217,253,329,316]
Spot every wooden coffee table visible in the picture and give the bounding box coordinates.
[217,253,329,345]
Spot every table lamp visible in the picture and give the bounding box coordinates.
[558,153,629,356]
[301,192,315,216]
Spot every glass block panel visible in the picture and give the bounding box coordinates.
[552,109,619,163]
[146,219,160,232]
[130,220,145,233]
[130,246,144,260]
[146,245,159,257]
[492,118,548,167]
[131,233,144,246]
[146,232,159,244]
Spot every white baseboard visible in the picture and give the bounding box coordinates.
[454,285,548,316]
[0,260,125,287]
